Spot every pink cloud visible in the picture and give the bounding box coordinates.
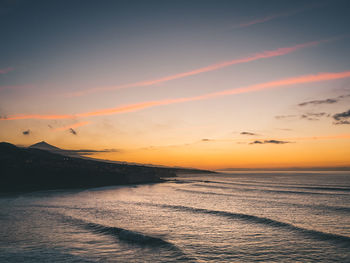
[236,13,289,29]
[67,39,325,97]
[3,70,350,121]
[234,3,326,29]
[2,114,75,120]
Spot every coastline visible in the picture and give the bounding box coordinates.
[0,142,214,194]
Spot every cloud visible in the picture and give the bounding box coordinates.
[300,112,329,121]
[22,129,30,135]
[234,2,325,29]
[235,13,289,29]
[201,138,213,142]
[241,131,257,136]
[0,67,13,74]
[67,39,328,97]
[276,128,293,131]
[250,140,291,145]
[265,140,290,144]
[56,70,350,119]
[276,112,329,121]
[298,94,350,107]
[53,121,91,131]
[333,110,350,120]
[69,128,77,135]
[333,109,350,125]
[275,115,298,120]
[338,94,350,99]
[334,120,350,125]
[3,70,350,121]
[65,149,120,155]
[0,114,75,120]
[298,98,338,106]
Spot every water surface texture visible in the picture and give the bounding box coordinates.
[1,172,350,262]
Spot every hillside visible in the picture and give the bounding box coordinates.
[0,142,213,193]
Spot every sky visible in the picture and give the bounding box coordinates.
[1,0,350,169]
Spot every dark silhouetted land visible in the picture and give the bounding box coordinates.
[0,142,213,193]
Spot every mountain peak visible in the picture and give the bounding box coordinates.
[29,141,61,151]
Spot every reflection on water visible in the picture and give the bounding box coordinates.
[1,172,350,262]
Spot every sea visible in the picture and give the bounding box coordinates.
[1,171,350,262]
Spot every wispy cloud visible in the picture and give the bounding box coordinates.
[201,138,214,142]
[333,109,350,125]
[300,112,329,121]
[276,128,293,131]
[66,148,120,155]
[53,121,91,131]
[298,94,350,106]
[134,132,350,151]
[1,114,76,120]
[2,70,350,121]
[0,67,13,74]
[276,112,330,121]
[242,133,350,145]
[67,39,329,97]
[250,140,291,145]
[235,13,289,29]
[241,131,258,136]
[234,3,325,29]
[299,98,338,106]
[275,115,298,120]
[73,71,350,119]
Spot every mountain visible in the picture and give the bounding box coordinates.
[29,141,62,151]
[28,141,81,157]
[0,142,213,193]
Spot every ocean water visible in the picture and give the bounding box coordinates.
[1,172,350,262]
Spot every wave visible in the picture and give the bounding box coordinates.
[176,188,350,214]
[176,188,243,198]
[153,204,350,245]
[191,179,350,192]
[83,222,172,245]
[23,204,97,210]
[298,186,350,192]
[53,213,193,261]
[62,216,171,246]
[0,250,98,263]
[191,183,349,196]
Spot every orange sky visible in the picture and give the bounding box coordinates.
[1,1,350,169]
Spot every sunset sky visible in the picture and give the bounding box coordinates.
[1,0,350,169]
